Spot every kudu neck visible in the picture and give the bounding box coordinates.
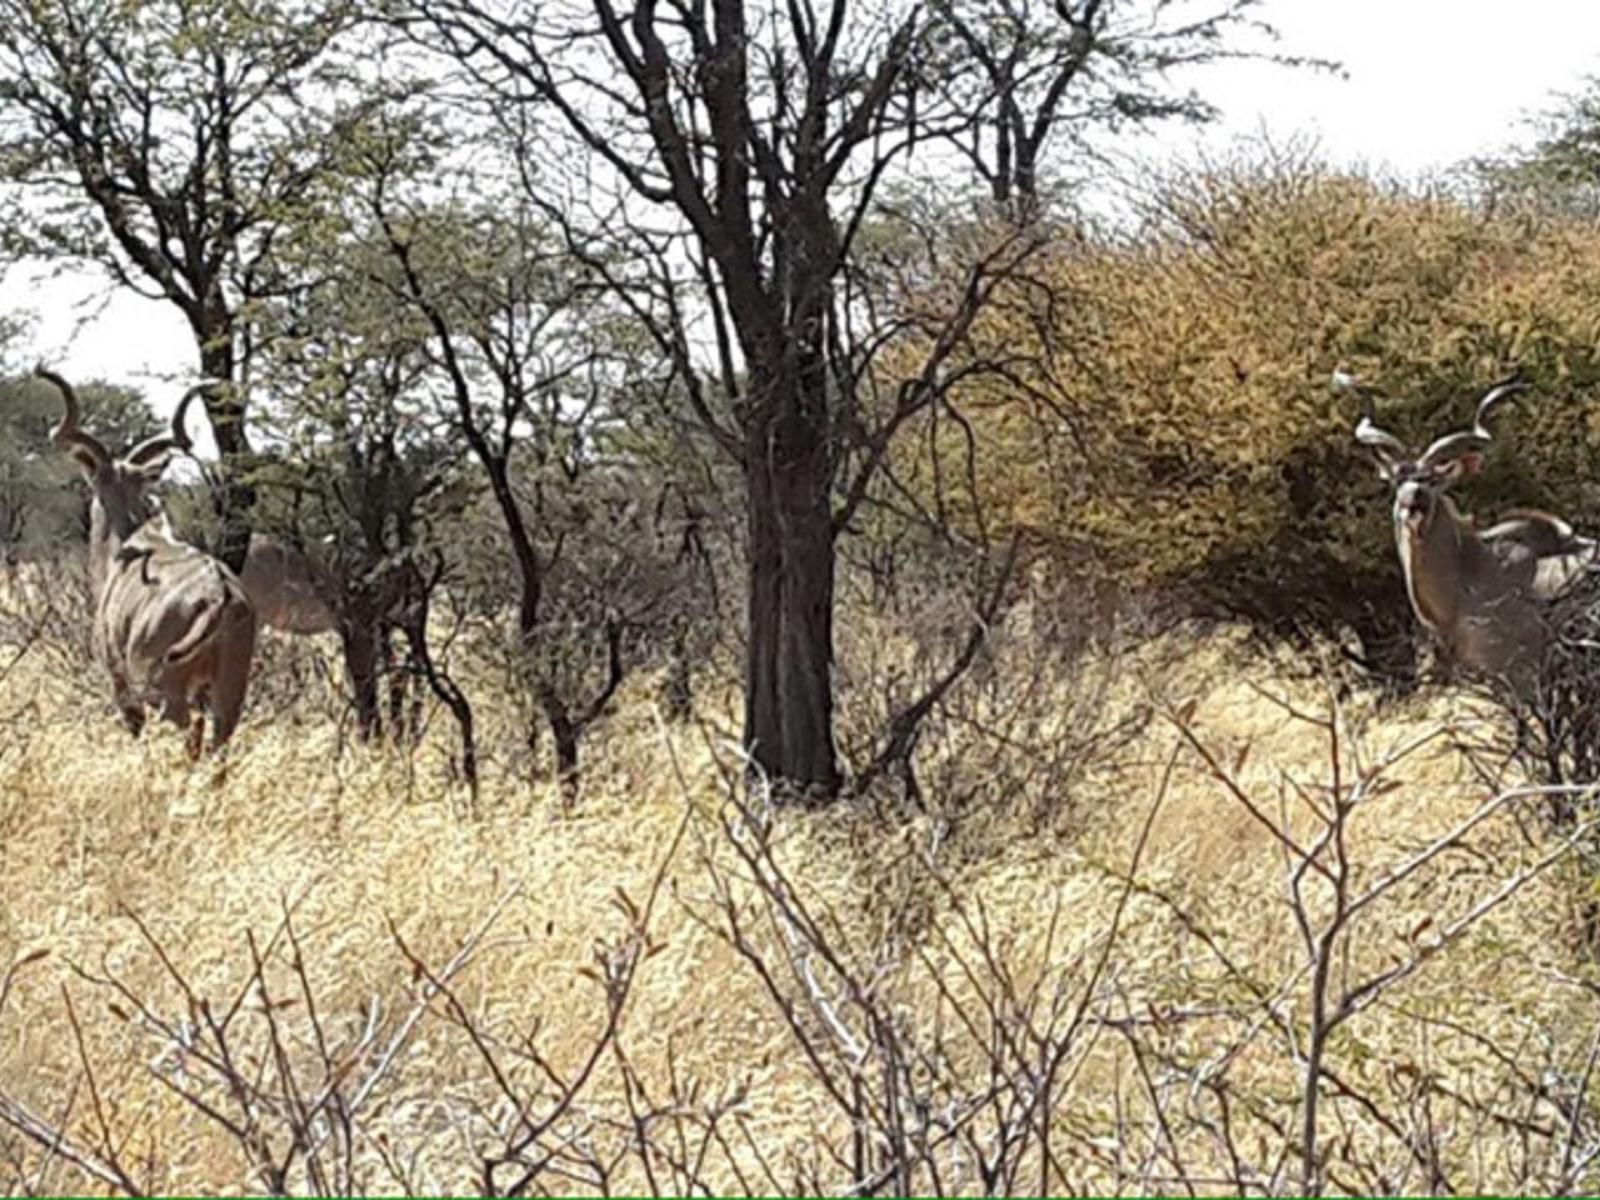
[86,492,155,594]
[1397,494,1471,634]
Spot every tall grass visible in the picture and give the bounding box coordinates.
[1,583,1596,1194]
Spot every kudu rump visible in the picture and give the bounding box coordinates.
[37,367,256,757]
[1349,372,1596,678]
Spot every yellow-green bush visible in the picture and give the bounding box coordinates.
[932,160,1600,655]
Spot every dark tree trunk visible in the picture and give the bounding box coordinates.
[482,459,542,643]
[383,624,404,738]
[198,337,255,576]
[540,686,580,803]
[481,456,624,793]
[381,622,424,744]
[340,617,382,741]
[745,455,782,773]
[1012,149,1040,222]
[476,454,548,753]
[397,578,478,799]
[535,620,627,798]
[743,394,840,798]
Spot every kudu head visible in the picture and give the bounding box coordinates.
[35,367,211,548]
[1347,370,1529,545]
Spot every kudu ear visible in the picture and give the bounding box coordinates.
[120,382,209,481]
[123,447,177,481]
[64,444,104,476]
[1439,451,1484,483]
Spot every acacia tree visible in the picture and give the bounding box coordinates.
[254,352,463,746]
[1478,75,1600,220]
[403,0,1044,798]
[0,0,373,571]
[242,190,482,776]
[355,130,685,787]
[925,0,1320,219]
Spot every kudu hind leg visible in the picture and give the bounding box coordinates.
[207,609,256,751]
[186,710,205,762]
[158,690,199,760]
[118,701,146,737]
[112,678,145,737]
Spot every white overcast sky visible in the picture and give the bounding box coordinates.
[5,0,1600,432]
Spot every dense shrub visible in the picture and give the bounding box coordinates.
[932,157,1600,673]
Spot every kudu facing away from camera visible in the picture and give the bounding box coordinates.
[37,368,257,757]
[1349,372,1596,679]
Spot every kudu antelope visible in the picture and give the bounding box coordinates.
[238,537,337,635]
[1349,372,1596,678]
[37,367,257,757]
[237,535,429,740]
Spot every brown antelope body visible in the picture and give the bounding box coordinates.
[37,367,257,756]
[238,537,338,635]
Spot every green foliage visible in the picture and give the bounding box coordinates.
[0,0,365,269]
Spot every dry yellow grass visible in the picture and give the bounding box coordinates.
[1,617,1596,1195]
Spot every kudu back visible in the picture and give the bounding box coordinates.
[1349,373,1596,679]
[237,537,338,635]
[36,367,257,756]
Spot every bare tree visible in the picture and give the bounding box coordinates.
[925,0,1323,219]
[399,0,1045,800]
[342,127,686,791]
